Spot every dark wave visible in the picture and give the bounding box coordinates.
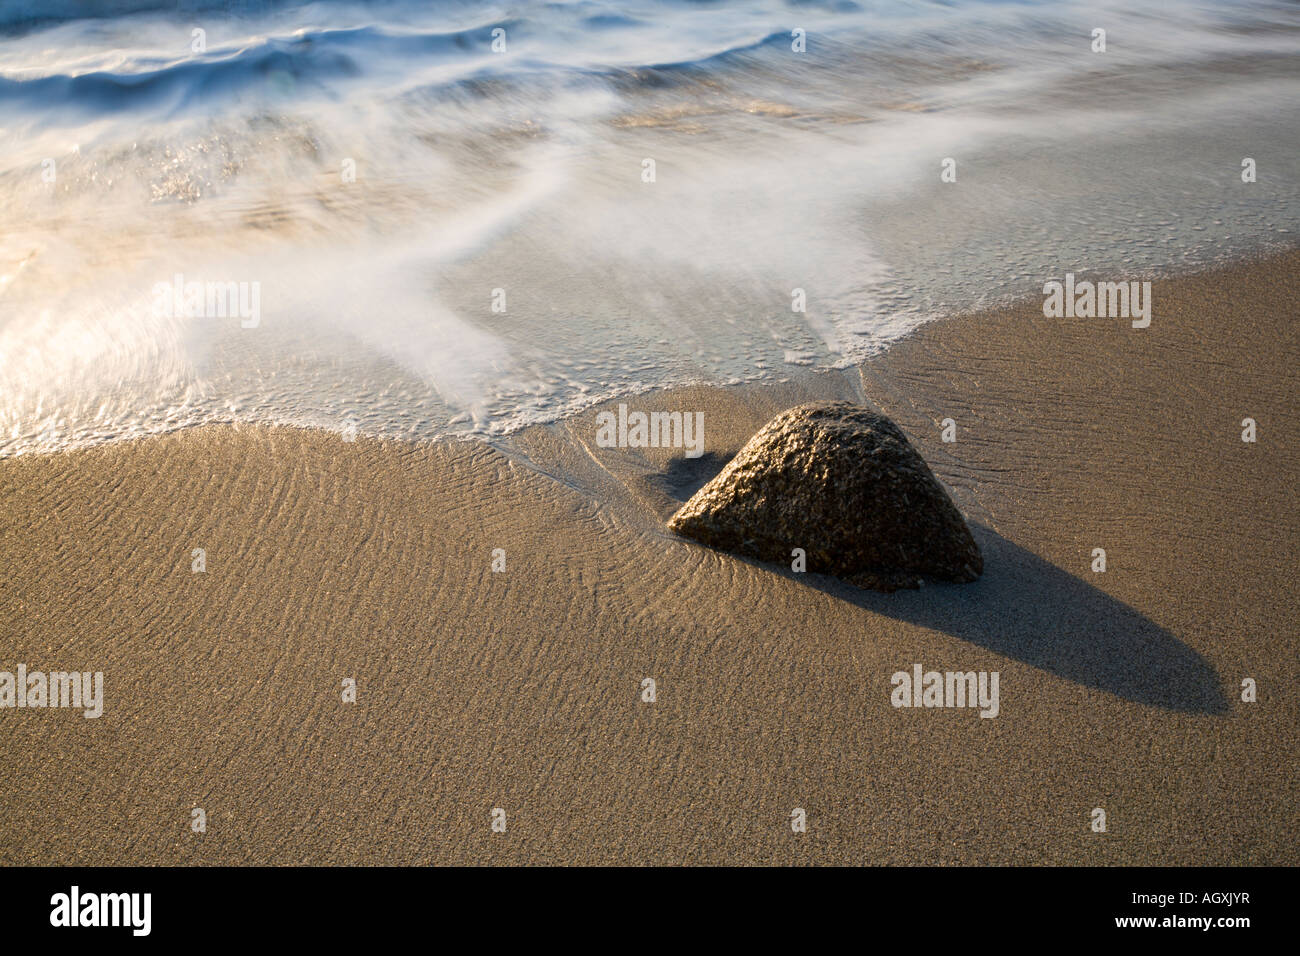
[0,1,341,33]
[0,20,519,117]
[0,15,804,121]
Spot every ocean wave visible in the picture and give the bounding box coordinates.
[0,1,358,32]
[2,0,1299,456]
[0,21,524,119]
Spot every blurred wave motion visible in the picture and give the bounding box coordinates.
[1,0,1298,455]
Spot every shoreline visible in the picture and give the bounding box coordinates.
[7,241,1300,463]
[2,250,1297,865]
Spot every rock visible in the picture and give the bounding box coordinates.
[667,401,982,591]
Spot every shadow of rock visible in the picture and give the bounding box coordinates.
[737,523,1226,714]
[644,452,733,503]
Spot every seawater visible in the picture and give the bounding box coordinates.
[1,0,1297,455]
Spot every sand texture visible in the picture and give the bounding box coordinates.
[1,253,1297,865]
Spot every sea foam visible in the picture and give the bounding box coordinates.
[2,0,1299,455]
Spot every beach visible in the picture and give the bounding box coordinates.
[2,250,1296,865]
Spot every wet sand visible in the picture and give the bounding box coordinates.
[1,252,1297,865]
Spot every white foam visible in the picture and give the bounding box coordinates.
[2,0,1299,455]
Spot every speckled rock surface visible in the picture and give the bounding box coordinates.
[667,401,982,591]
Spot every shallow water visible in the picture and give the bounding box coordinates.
[1,0,1298,455]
